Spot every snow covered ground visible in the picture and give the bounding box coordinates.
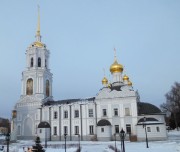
[1,130,180,152]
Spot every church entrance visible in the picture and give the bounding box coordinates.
[24,117,33,139]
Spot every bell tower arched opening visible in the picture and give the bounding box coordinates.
[26,78,33,95]
[30,58,33,67]
[46,80,50,97]
[38,57,41,67]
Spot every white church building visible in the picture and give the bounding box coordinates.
[11,11,167,142]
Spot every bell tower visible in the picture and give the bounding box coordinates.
[11,7,53,140]
[21,6,53,101]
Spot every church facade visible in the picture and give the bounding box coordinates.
[11,12,167,142]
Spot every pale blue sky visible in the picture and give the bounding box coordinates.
[0,0,180,118]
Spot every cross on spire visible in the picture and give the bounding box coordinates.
[114,48,117,61]
[36,5,41,42]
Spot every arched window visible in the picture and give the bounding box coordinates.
[31,58,33,67]
[46,80,50,97]
[38,57,41,67]
[26,78,33,95]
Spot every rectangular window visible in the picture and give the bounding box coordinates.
[125,108,130,116]
[88,109,93,117]
[115,125,119,133]
[54,126,57,135]
[18,126,21,135]
[156,126,160,132]
[64,111,68,118]
[35,125,37,134]
[39,129,42,134]
[89,125,94,135]
[74,110,79,118]
[147,127,151,132]
[102,109,107,116]
[54,111,58,119]
[64,126,68,134]
[101,128,104,132]
[126,124,131,134]
[75,126,79,135]
[114,108,118,116]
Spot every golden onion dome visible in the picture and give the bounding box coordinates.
[110,60,123,73]
[102,77,108,85]
[123,75,129,81]
[128,80,132,86]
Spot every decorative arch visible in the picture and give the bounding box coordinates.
[38,57,41,67]
[46,80,50,97]
[24,117,33,137]
[97,119,111,126]
[30,57,33,67]
[38,121,51,128]
[26,78,33,95]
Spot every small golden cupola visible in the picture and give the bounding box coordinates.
[123,74,129,81]
[108,83,111,88]
[102,77,108,85]
[128,80,133,86]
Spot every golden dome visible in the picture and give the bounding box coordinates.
[102,77,108,85]
[123,75,129,81]
[128,80,132,86]
[110,60,123,73]
[31,41,44,47]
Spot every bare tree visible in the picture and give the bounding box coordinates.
[161,82,180,130]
